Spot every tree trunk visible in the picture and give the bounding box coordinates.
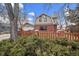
[5,3,19,40]
[14,3,19,39]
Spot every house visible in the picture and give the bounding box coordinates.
[34,13,58,32]
[0,15,10,32]
[21,23,34,31]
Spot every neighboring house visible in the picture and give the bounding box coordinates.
[0,23,10,32]
[34,13,58,32]
[0,16,10,32]
[0,15,10,24]
[22,23,34,31]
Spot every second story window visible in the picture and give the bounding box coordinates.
[39,18,42,22]
[44,18,47,22]
[43,16,47,22]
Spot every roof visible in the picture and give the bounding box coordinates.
[22,23,34,27]
[35,13,58,25]
[22,23,34,31]
[36,13,51,19]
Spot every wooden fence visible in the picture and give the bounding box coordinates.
[34,31,79,40]
[18,31,79,40]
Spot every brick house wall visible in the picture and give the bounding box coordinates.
[47,24,57,32]
[34,24,57,32]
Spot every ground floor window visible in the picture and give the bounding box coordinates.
[40,25,47,31]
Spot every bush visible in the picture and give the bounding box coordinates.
[53,38,69,46]
[69,40,79,50]
[0,36,79,56]
[0,40,13,56]
[8,44,26,56]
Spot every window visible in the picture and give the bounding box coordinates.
[43,16,47,22]
[44,18,47,22]
[39,18,42,22]
[43,15,46,18]
[40,25,47,31]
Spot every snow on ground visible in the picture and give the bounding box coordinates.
[0,34,10,41]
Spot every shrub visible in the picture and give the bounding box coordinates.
[69,40,79,50]
[8,44,26,56]
[53,38,69,46]
[0,36,79,56]
[0,40,13,56]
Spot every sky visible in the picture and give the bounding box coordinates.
[21,3,77,25]
[23,3,77,16]
[1,3,77,25]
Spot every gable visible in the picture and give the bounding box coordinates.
[22,23,33,27]
[35,14,53,25]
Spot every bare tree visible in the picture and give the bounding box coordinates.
[5,3,19,40]
[64,4,79,32]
